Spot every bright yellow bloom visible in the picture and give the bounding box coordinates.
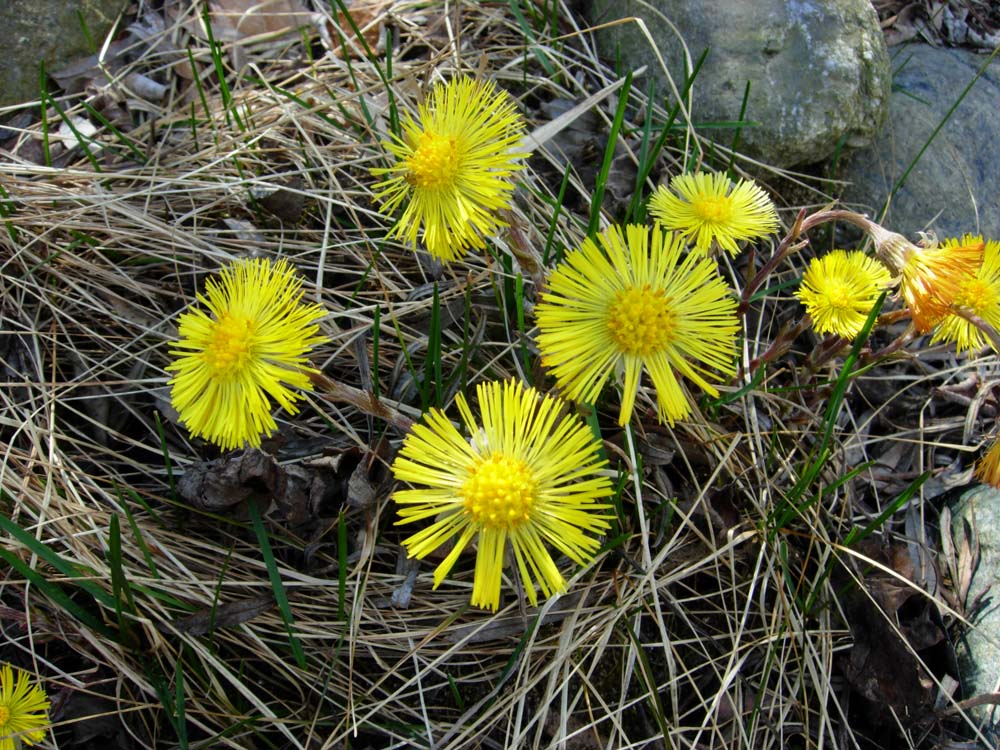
[535,224,740,426]
[871,225,983,333]
[975,439,1000,489]
[0,664,49,750]
[167,258,327,451]
[930,235,1000,354]
[647,171,779,256]
[392,379,612,611]
[371,77,527,263]
[795,250,892,338]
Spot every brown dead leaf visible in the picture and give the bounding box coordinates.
[835,539,950,726]
[162,595,275,635]
[882,3,928,46]
[177,448,285,514]
[318,0,389,58]
[190,0,312,41]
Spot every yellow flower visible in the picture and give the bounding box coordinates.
[871,225,983,333]
[0,664,49,750]
[975,439,1000,489]
[647,171,779,256]
[371,77,527,263]
[535,224,740,426]
[795,250,892,338]
[392,379,612,611]
[930,235,1000,354]
[167,258,327,451]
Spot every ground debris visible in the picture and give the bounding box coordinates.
[836,538,953,728]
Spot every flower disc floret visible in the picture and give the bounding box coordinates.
[795,250,891,338]
[371,77,528,263]
[0,664,50,750]
[392,379,612,611]
[647,171,779,256]
[535,224,740,426]
[930,235,1000,354]
[167,258,327,450]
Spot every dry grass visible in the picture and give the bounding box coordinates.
[0,2,992,749]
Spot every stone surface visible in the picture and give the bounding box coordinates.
[951,485,1000,739]
[580,0,890,168]
[839,44,1000,241]
[0,0,129,109]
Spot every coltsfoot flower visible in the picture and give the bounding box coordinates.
[167,258,327,451]
[930,235,1000,354]
[975,439,1000,489]
[795,250,892,338]
[871,225,983,333]
[535,224,740,426]
[0,663,50,750]
[392,379,612,611]
[647,170,779,256]
[371,77,528,263]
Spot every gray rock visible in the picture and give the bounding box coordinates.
[951,485,1000,738]
[0,0,129,109]
[579,0,890,168]
[840,45,1000,241]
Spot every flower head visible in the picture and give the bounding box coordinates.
[647,171,779,256]
[871,225,983,333]
[535,224,740,426]
[795,250,892,338]
[167,258,327,451]
[371,77,527,263]
[975,439,1000,489]
[0,664,49,750]
[392,379,612,611]
[929,235,1000,354]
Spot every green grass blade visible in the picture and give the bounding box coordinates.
[0,511,116,610]
[337,511,348,622]
[114,485,161,579]
[248,501,306,669]
[587,72,632,236]
[106,514,139,648]
[0,545,114,637]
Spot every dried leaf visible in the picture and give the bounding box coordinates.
[200,0,312,42]
[163,596,275,635]
[318,0,389,58]
[177,449,285,514]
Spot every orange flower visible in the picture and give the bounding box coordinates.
[975,439,1000,489]
[871,225,982,333]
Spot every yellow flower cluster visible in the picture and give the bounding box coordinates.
[161,74,1000,609]
[392,379,612,611]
